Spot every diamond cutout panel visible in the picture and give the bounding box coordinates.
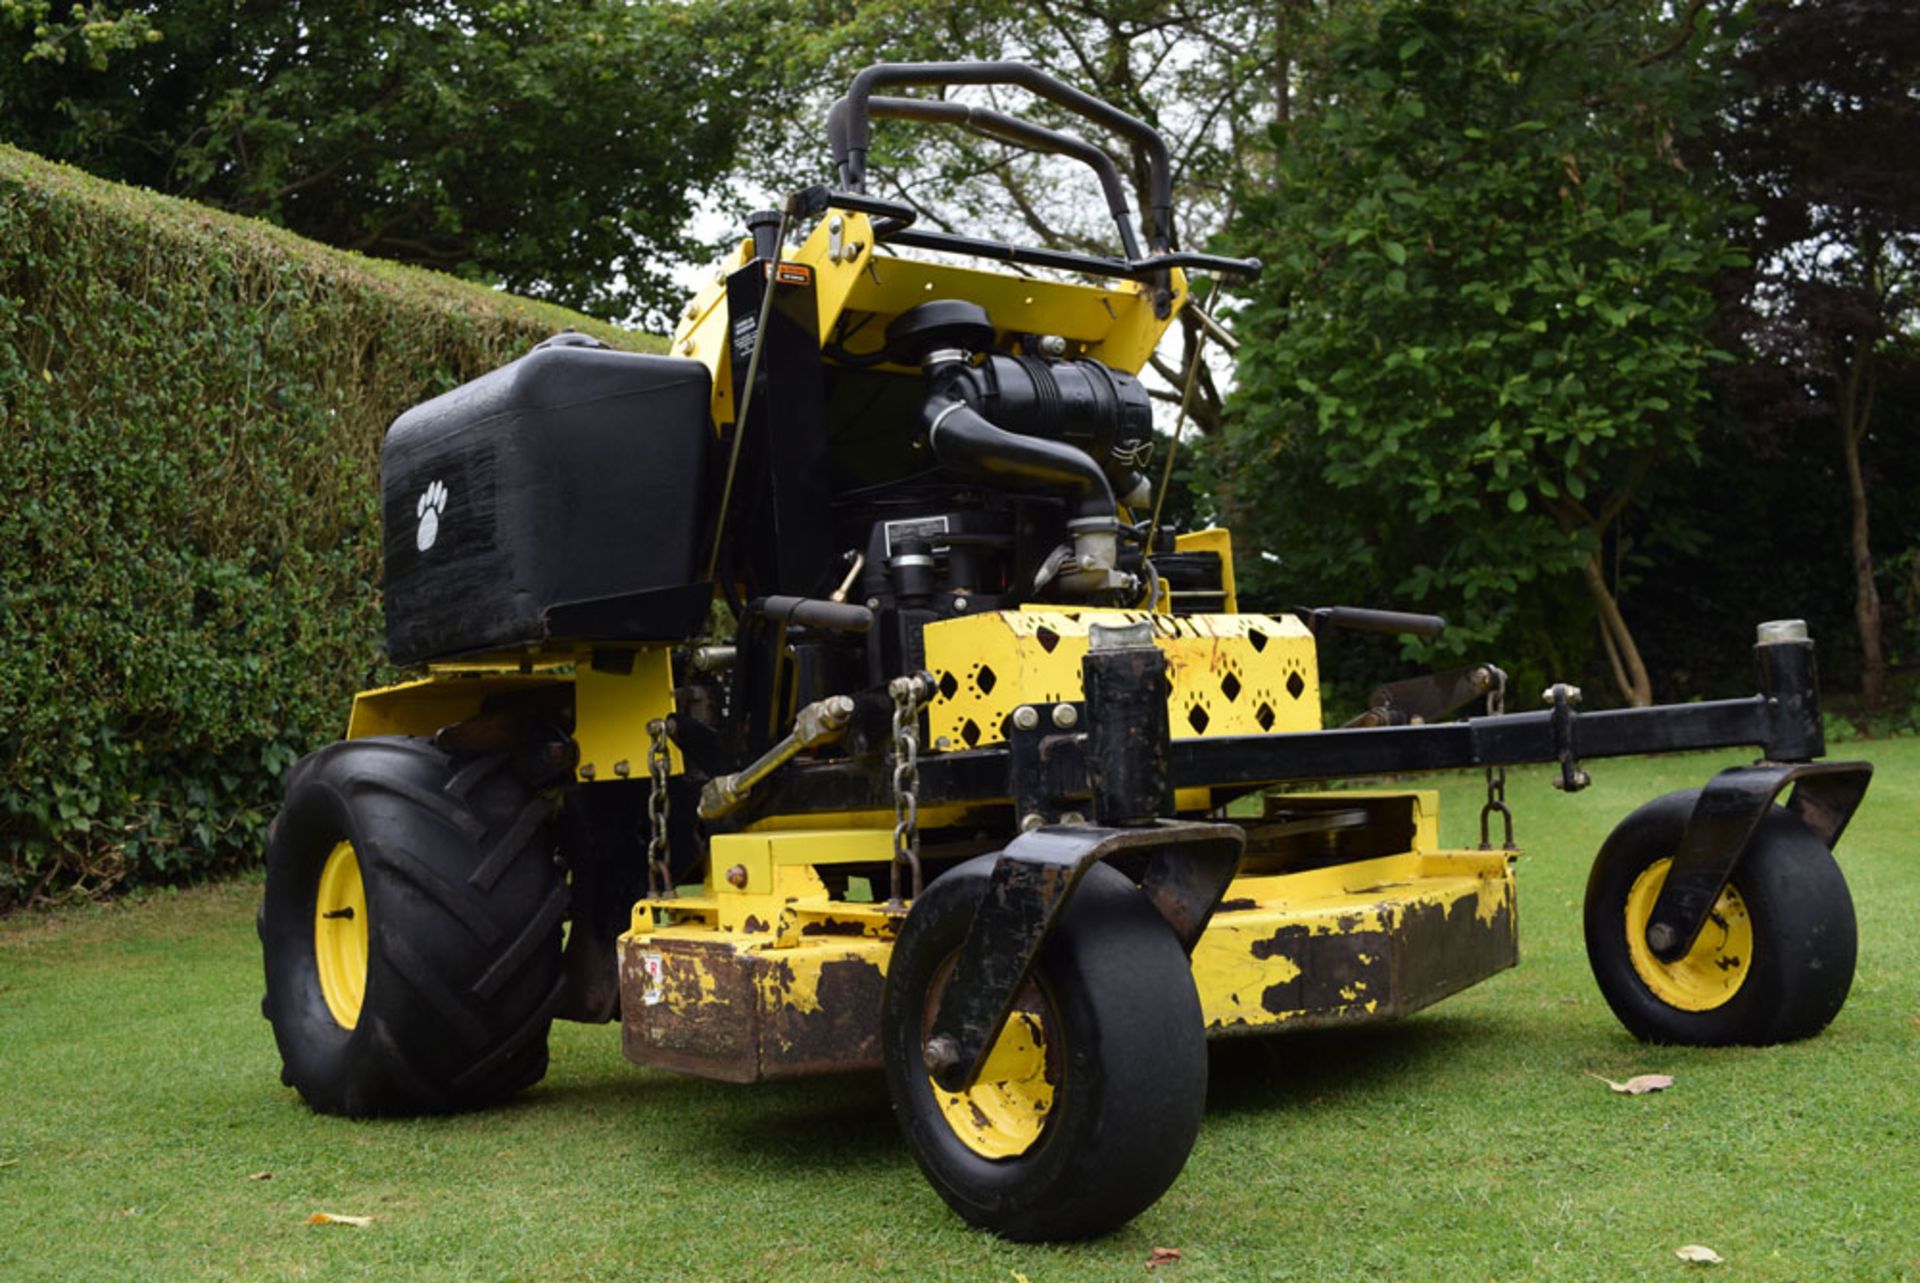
[1187,704,1211,734]
[937,671,959,700]
[1220,672,1241,702]
[1256,701,1276,730]
[1286,671,1306,700]
[976,665,997,695]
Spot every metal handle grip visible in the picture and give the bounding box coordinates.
[1305,606,1449,639]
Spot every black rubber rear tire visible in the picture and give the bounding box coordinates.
[260,736,566,1116]
[881,856,1208,1241]
[1584,789,1856,1046]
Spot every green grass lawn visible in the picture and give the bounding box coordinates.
[3,740,1916,1281]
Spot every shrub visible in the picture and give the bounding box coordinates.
[0,143,656,909]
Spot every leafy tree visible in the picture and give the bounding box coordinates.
[1710,0,1920,708]
[1211,0,1739,705]
[0,0,766,324]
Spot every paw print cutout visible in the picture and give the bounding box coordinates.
[415,479,449,551]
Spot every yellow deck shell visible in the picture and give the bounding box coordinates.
[617,796,1520,1083]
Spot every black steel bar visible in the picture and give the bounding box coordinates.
[829,61,1174,252]
[752,693,1784,821]
[1083,624,1172,825]
[867,97,1141,261]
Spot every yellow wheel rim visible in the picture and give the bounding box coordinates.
[1624,857,1752,1011]
[932,1009,1057,1160]
[314,841,369,1029]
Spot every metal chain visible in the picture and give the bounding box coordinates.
[646,718,674,899]
[887,675,926,909]
[1478,667,1516,851]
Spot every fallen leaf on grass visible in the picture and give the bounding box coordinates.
[1011,1273,1029,1283]
[307,1212,373,1227]
[1147,1247,1182,1269]
[1675,1244,1723,1264]
[247,1172,273,1181]
[0,1158,19,1169]
[1585,1070,1673,1095]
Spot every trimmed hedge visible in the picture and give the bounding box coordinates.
[0,144,658,909]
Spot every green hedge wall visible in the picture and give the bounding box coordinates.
[0,144,656,910]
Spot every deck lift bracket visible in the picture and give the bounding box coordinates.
[1643,621,1873,962]
[1643,759,1873,962]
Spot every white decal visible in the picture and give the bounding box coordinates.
[415,479,449,551]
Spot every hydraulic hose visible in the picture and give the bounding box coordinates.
[923,395,1114,521]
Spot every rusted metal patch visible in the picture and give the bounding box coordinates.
[619,938,760,1083]
[620,935,889,1082]
[1389,880,1517,1016]
[1253,925,1392,1015]
[760,956,886,1077]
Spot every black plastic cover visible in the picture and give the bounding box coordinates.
[381,344,714,666]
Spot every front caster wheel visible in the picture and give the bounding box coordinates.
[260,736,567,1116]
[1584,789,1856,1046]
[880,856,1207,1241]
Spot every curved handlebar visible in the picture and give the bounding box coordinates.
[865,96,1142,261]
[829,61,1173,254]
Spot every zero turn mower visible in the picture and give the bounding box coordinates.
[259,62,1871,1240]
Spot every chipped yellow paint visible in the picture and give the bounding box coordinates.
[922,609,1319,750]
[754,940,893,1018]
[1624,857,1752,1011]
[934,1009,1055,1160]
[1191,847,1518,1032]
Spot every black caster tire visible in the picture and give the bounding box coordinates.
[259,736,567,1116]
[1584,788,1856,1046]
[881,856,1208,1241]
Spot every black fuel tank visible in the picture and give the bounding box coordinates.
[380,340,714,666]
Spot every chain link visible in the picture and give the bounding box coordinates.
[887,675,926,909]
[646,718,674,899]
[1478,666,1516,851]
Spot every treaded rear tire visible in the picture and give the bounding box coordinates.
[260,736,566,1116]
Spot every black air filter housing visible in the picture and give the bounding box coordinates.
[381,342,714,666]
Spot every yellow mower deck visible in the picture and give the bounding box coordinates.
[616,803,1518,1083]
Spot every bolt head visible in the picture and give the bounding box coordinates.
[1051,703,1079,729]
[923,1034,961,1073]
[953,597,969,613]
[613,760,631,778]
[726,864,749,889]
[1019,812,1045,832]
[1645,922,1677,953]
[1012,705,1040,731]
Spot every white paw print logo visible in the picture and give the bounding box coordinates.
[415,480,449,551]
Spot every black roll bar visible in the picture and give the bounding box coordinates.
[828,60,1176,254]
